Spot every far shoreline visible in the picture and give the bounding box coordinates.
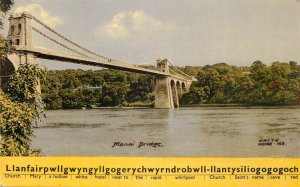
[43,104,300,110]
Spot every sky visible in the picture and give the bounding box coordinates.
[1,0,300,70]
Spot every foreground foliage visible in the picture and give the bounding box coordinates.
[0,0,14,29]
[0,92,35,156]
[0,64,44,156]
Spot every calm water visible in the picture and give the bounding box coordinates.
[32,107,300,157]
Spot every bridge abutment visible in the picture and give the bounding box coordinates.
[1,53,39,90]
[154,76,174,109]
[155,59,181,109]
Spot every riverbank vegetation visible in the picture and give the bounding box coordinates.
[181,61,300,105]
[41,61,300,109]
[41,69,155,109]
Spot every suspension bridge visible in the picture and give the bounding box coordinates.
[2,12,196,108]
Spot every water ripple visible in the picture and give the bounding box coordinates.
[37,123,106,129]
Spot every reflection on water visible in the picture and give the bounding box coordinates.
[37,123,107,129]
[32,107,300,157]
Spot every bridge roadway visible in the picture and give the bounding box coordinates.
[14,46,190,82]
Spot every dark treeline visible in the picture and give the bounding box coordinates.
[41,69,155,109]
[41,61,300,109]
[181,61,300,105]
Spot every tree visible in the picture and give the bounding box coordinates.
[102,95,112,106]
[181,66,203,77]
[0,64,44,156]
[101,83,128,106]
[0,0,14,29]
[126,75,154,103]
[0,91,36,156]
[180,61,300,105]
[195,69,223,102]
[5,64,45,106]
[60,89,83,109]
[180,86,206,105]
[0,0,14,85]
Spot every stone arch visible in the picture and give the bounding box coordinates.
[176,81,182,97]
[170,79,179,108]
[0,57,16,88]
[182,82,187,92]
[170,79,175,89]
[6,53,21,70]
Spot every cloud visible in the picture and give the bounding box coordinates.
[98,10,175,40]
[14,4,63,27]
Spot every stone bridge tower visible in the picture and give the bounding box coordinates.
[6,12,36,70]
[154,59,174,108]
[0,12,37,89]
[154,59,193,108]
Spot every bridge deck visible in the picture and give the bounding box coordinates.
[14,47,191,81]
[16,47,169,76]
